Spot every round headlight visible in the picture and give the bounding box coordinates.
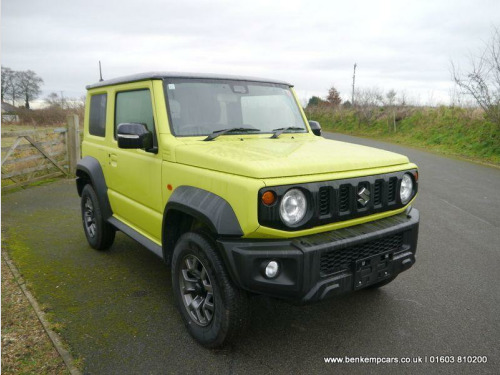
[400,173,414,204]
[280,189,307,226]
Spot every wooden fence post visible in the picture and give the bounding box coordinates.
[67,115,80,176]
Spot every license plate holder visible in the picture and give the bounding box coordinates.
[354,250,394,290]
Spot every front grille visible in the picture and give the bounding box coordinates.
[258,170,417,231]
[321,174,403,218]
[374,179,383,206]
[339,185,350,212]
[388,177,397,202]
[319,187,331,216]
[319,233,404,276]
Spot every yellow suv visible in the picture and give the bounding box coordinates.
[76,72,419,348]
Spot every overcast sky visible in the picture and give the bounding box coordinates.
[2,0,500,105]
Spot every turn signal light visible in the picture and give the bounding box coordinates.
[261,191,276,206]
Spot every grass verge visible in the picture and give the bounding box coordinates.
[305,106,500,166]
[1,236,70,375]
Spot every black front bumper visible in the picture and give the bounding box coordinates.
[217,208,419,303]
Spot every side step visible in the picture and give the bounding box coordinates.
[108,217,163,259]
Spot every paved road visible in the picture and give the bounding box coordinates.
[2,133,499,375]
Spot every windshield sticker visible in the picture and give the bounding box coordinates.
[168,84,175,90]
[231,84,248,94]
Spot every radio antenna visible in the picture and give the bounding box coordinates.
[99,61,103,82]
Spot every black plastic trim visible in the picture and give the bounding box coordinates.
[218,209,419,303]
[75,156,113,220]
[164,186,243,236]
[108,217,163,259]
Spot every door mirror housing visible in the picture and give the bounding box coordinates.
[117,123,154,151]
[309,120,322,136]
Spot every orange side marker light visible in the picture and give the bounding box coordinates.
[261,191,276,206]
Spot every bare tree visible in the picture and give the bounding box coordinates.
[326,85,342,107]
[17,70,44,109]
[452,27,500,128]
[1,66,12,102]
[385,89,397,106]
[398,90,408,107]
[355,87,384,107]
[351,63,357,106]
[1,66,21,105]
[45,92,62,108]
[384,89,397,132]
[354,87,384,126]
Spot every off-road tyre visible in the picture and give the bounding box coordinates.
[172,231,249,348]
[81,184,115,250]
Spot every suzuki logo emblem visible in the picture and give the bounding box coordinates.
[357,186,370,206]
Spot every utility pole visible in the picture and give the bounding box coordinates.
[351,63,357,106]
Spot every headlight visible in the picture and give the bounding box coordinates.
[400,173,413,204]
[280,189,307,226]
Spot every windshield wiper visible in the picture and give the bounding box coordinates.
[270,127,305,139]
[204,127,261,141]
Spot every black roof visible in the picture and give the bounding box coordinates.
[86,71,292,89]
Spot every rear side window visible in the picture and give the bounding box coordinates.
[115,89,155,137]
[89,94,107,137]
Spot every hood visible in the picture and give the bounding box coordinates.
[175,136,409,179]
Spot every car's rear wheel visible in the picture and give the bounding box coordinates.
[172,232,248,348]
[81,184,115,250]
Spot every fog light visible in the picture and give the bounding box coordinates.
[265,261,279,278]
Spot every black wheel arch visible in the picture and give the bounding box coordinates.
[76,156,113,220]
[162,186,243,264]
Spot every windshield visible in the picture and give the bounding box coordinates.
[163,79,307,136]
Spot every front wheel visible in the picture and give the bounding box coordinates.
[172,232,248,348]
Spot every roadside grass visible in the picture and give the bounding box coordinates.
[305,106,500,166]
[1,178,63,195]
[1,123,41,133]
[1,237,69,375]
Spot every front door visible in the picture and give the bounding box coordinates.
[105,82,163,243]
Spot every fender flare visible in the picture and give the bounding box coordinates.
[76,156,113,220]
[164,186,243,237]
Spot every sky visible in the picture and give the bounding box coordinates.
[2,0,500,106]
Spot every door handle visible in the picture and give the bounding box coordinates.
[109,153,118,167]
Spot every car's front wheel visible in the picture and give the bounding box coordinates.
[172,232,248,348]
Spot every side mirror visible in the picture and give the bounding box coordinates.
[117,123,153,151]
[309,120,322,136]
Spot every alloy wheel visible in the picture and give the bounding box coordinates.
[84,197,97,238]
[179,254,215,326]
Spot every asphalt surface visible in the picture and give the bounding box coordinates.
[2,133,499,375]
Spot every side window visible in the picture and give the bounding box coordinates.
[89,94,107,137]
[115,89,155,141]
